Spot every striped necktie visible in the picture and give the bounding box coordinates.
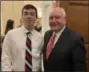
[25,32,32,72]
[46,34,56,59]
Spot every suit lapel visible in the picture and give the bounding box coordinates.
[44,30,53,59]
[48,27,71,60]
[46,31,53,46]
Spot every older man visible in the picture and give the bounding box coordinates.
[43,7,86,72]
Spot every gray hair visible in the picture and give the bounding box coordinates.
[51,7,66,17]
[60,8,66,17]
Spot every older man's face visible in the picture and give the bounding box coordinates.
[49,8,66,32]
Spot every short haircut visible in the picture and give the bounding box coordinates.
[22,4,38,18]
[51,7,66,17]
[59,8,66,17]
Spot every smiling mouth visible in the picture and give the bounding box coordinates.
[27,20,32,22]
[50,24,57,26]
[28,21,31,22]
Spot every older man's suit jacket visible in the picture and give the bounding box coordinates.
[43,27,86,72]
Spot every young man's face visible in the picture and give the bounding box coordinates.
[22,9,37,30]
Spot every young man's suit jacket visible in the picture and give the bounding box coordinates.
[43,27,86,72]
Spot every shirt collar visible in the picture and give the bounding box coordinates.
[21,25,36,35]
[53,25,66,38]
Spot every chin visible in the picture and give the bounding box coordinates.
[51,28,57,31]
[51,28,60,32]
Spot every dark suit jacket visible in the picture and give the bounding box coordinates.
[43,27,86,72]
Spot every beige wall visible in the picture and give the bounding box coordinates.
[1,1,24,35]
[12,1,24,27]
[24,1,42,18]
[1,1,13,35]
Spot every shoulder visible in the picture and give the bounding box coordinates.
[67,28,86,54]
[7,27,22,35]
[5,27,22,38]
[69,29,82,39]
[44,30,52,36]
[33,30,43,38]
[65,27,84,42]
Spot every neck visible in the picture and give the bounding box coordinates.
[54,25,66,33]
[24,25,34,32]
[27,27,34,32]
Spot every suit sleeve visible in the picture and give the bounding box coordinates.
[1,31,12,71]
[42,31,48,53]
[72,36,86,72]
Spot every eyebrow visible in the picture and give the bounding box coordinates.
[24,12,28,14]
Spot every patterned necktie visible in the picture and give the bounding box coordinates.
[46,34,56,59]
[25,32,32,72]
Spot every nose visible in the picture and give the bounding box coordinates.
[52,17,56,23]
[27,14,32,19]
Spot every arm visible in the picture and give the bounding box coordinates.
[1,32,12,71]
[40,38,44,72]
[72,37,86,72]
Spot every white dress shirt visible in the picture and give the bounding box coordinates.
[1,26,43,71]
[51,26,66,47]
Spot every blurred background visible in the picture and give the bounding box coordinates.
[1,1,89,72]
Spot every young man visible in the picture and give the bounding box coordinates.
[1,4,43,72]
[43,7,86,72]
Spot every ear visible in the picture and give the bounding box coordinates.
[63,17,67,25]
